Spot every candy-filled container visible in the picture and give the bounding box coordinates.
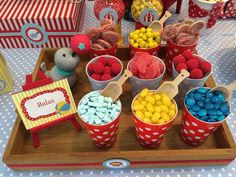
[86,55,123,90]
[188,0,228,33]
[78,91,122,148]
[172,51,212,106]
[180,87,231,146]
[131,0,163,29]
[132,88,178,148]
[129,27,161,57]
[127,52,165,96]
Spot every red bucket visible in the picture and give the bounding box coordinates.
[90,43,118,59]
[180,88,231,146]
[165,40,198,74]
[129,43,160,58]
[131,91,178,148]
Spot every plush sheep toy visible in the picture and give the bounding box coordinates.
[40,34,90,87]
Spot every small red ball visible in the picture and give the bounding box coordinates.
[111,62,121,75]
[70,34,91,55]
[93,62,105,74]
[176,63,188,73]
[200,61,212,74]
[101,74,112,81]
[87,63,94,74]
[182,50,193,60]
[190,69,203,79]
[104,66,111,74]
[107,58,118,66]
[91,73,101,81]
[186,59,199,71]
[97,57,107,65]
[173,55,186,67]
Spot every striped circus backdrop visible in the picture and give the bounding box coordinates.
[11,79,77,130]
[0,0,86,48]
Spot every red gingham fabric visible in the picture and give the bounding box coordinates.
[189,0,224,28]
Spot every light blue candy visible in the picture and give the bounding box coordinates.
[88,117,95,124]
[192,105,201,112]
[198,109,207,116]
[104,117,112,123]
[186,97,196,106]
[88,102,94,106]
[107,102,112,108]
[205,103,214,109]
[88,108,96,114]
[79,109,87,115]
[82,97,89,105]
[98,96,104,103]
[112,104,120,111]
[89,91,100,96]
[104,97,112,103]
[197,88,209,94]
[94,116,102,125]
[96,112,105,119]
[90,96,98,101]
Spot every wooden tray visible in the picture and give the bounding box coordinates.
[3,47,236,171]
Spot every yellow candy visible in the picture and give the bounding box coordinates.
[146,28,153,33]
[137,96,143,101]
[154,106,161,113]
[157,119,165,124]
[170,104,176,111]
[142,35,147,41]
[153,42,158,47]
[133,100,140,106]
[134,30,140,34]
[161,112,170,122]
[146,32,153,38]
[153,32,160,38]
[130,39,135,45]
[160,93,168,97]
[152,112,161,119]
[148,92,154,96]
[151,116,159,124]
[138,33,144,38]
[156,36,161,44]
[133,34,139,40]
[145,43,149,48]
[148,38,153,43]
[156,101,161,106]
[144,118,152,124]
[169,110,176,118]
[146,103,154,113]
[140,27,146,33]
[145,96,155,105]
[130,32,135,39]
[133,43,139,48]
[137,38,143,43]
[139,41,146,48]
[160,105,169,113]
[136,111,144,120]
[140,88,149,97]
[154,94,161,101]
[144,111,152,118]
[162,97,171,107]
[140,101,147,106]
[148,42,154,48]
[133,104,144,111]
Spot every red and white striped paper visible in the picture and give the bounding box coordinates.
[0,0,86,48]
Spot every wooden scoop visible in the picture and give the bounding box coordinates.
[156,69,190,99]
[210,81,236,101]
[148,11,172,33]
[101,69,133,102]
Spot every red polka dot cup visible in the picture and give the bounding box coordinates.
[131,91,178,148]
[90,43,118,59]
[165,39,198,74]
[78,92,122,149]
[180,87,231,146]
[172,55,212,107]
[129,42,161,58]
[86,55,123,90]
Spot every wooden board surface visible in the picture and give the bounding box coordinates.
[2,47,236,171]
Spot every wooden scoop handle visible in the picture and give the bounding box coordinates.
[159,11,172,25]
[226,81,236,93]
[115,69,133,88]
[172,69,190,87]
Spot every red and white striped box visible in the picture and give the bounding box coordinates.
[0,0,86,48]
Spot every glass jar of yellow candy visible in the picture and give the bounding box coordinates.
[131,0,163,27]
[132,88,178,125]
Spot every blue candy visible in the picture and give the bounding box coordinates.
[217,115,225,121]
[209,115,218,119]
[208,119,216,122]
[190,110,197,116]
[186,97,196,106]
[192,105,201,112]
[197,88,209,93]
[198,109,207,116]
[197,101,204,107]
[218,93,225,102]
[207,109,217,115]
[220,103,229,113]
[207,92,214,99]
[205,103,214,109]
[200,116,208,121]
[204,98,211,103]
[210,96,220,103]
[194,93,204,100]
[214,104,220,109]
[217,110,223,115]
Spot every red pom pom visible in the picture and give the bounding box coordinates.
[190,69,203,79]
[186,59,199,71]
[200,61,212,74]
[101,74,112,81]
[182,50,193,60]
[176,63,188,73]
[97,57,107,65]
[173,55,186,67]
[93,62,104,74]
[111,62,121,75]
[91,73,101,81]
[107,58,118,66]
[87,63,94,74]
[104,66,111,74]
[70,34,90,55]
